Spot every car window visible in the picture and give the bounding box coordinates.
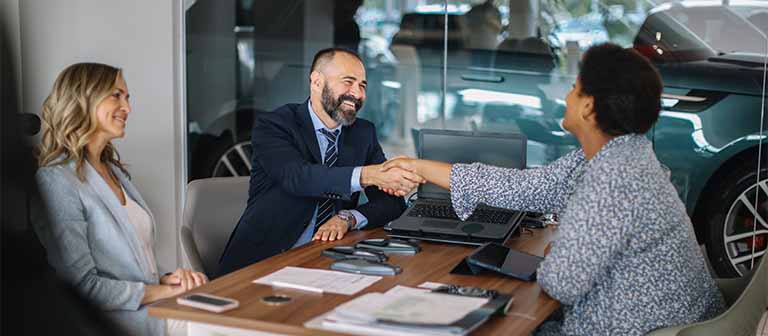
[646,3,766,55]
[633,6,717,62]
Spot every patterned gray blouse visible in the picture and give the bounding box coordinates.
[450,134,725,335]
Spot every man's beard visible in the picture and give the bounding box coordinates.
[321,84,363,127]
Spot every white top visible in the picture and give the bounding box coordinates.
[122,187,158,276]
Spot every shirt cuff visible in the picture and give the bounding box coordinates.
[350,166,364,193]
[349,209,368,230]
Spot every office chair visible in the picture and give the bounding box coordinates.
[180,177,249,279]
[647,254,767,336]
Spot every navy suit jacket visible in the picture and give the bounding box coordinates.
[217,102,406,275]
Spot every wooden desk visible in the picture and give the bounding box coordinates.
[149,227,559,335]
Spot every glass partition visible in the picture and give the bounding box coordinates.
[185,0,768,277]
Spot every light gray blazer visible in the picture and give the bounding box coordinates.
[33,159,164,336]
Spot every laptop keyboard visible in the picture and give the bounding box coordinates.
[408,204,514,225]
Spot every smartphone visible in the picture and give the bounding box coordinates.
[176,293,239,313]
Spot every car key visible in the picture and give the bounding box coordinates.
[321,246,388,262]
[356,238,421,254]
[330,258,402,276]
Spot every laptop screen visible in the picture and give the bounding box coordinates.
[417,130,526,200]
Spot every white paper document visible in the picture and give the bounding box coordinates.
[417,282,447,290]
[252,266,381,295]
[304,286,491,336]
[336,290,488,325]
[383,285,431,296]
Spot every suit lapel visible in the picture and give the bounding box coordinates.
[337,125,357,168]
[335,126,358,212]
[82,162,151,278]
[297,100,322,163]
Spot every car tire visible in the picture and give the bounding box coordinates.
[195,132,253,178]
[700,158,768,278]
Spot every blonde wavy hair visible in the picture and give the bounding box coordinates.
[37,62,129,181]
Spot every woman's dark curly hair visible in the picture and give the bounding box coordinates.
[579,43,663,135]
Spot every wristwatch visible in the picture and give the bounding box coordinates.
[336,210,355,228]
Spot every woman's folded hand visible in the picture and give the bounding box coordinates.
[160,268,207,291]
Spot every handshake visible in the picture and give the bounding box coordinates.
[361,156,425,197]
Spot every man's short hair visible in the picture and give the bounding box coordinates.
[309,48,363,74]
[579,43,663,136]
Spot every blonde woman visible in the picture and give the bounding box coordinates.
[34,63,206,336]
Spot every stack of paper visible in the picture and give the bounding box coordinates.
[253,266,381,295]
[305,286,491,336]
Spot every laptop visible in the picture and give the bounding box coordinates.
[387,129,526,245]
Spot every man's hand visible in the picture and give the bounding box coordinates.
[381,156,418,175]
[378,156,422,196]
[361,163,424,196]
[313,215,352,242]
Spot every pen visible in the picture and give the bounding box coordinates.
[271,281,324,294]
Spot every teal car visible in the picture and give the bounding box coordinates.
[425,3,768,277]
[633,2,768,277]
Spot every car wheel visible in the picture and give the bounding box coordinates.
[211,140,252,177]
[195,132,253,178]
[702,160,767,277]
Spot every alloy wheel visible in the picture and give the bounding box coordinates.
[723,178,768,276]
[212,141,252,177]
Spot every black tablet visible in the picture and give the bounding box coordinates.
[467,242,544,281]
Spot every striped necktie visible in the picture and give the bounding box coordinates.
[315,128,341,229]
